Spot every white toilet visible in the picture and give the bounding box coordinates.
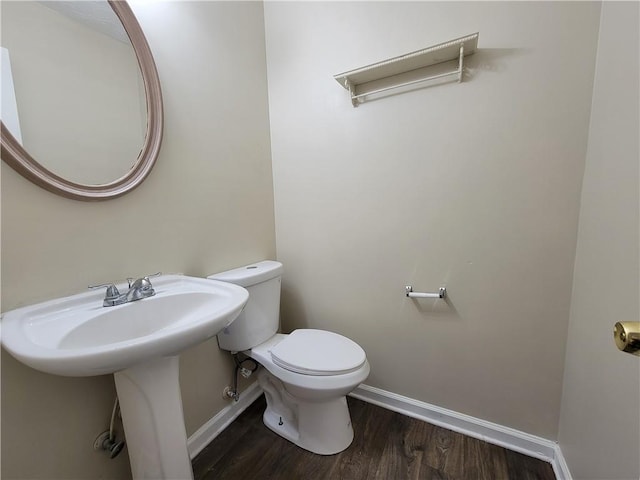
[209,260,370,455]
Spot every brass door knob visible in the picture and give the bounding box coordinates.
[613,322,640,356]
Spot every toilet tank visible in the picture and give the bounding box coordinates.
[208,261,283,352]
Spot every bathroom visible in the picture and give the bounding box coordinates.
[1,1,638,479]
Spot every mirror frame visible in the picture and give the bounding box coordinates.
[0,0,163,201]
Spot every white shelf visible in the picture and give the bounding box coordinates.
[334,32,479,107]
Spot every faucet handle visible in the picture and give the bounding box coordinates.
[89,283,127,307]
[141,272,161,289]
[88,283,120,300]
[128,272,161,288]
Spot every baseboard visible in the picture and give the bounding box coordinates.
[350,384,570,477]
[187,381,263,459]
[552,443,573,480]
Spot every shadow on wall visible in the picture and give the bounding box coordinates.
[407,295,460,318]
[465,48,532,79]
[280,284,309,333]
[354,47,529,105]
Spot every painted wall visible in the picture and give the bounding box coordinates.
[558,2,640,479]
[1,2,274,479]
[264,1,600,439]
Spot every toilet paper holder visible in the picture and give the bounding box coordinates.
[405,285,447,299]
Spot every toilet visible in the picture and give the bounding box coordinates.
[208,260,370,455]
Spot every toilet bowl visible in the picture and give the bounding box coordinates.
[209,261,370,455]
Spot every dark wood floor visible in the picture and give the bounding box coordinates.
[193,395,556,480]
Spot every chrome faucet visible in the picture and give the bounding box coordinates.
[125,274,159,302]
[89,273,161,307]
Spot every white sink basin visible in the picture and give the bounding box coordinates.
[1,275,249,376]
[2,274,249,479]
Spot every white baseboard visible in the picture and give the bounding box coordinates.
[187,381,263,459]
[552,443,573,480]
[350,384,571,479]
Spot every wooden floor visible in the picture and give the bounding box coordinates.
[193,395,556,480]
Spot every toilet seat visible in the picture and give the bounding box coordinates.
[270,329,366,376]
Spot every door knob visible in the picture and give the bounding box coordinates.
[613,322,640,356]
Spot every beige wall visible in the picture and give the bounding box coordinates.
[1,2,274,479]
[3,1,637,478]
[558,2,640,478]
[264,1,600,439]
[2,1,144,185]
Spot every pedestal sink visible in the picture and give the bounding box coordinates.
[1,275,249,480]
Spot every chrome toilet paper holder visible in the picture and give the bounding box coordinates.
[405,285,447,299]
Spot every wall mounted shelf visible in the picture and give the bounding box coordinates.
[334,32,479,107]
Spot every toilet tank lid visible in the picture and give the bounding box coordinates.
[207,260,283,287]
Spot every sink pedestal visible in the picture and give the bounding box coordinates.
[114,355,193,480]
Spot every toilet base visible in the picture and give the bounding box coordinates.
[259,370,355,455]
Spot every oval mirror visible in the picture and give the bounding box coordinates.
[0,0,163,201]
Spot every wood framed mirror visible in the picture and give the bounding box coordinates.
[0,0,163,201]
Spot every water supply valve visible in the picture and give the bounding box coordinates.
[94,431,125,459]
[223,386,239,401]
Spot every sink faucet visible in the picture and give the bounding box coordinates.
[89,273,161,307]
[126,274,159,302]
